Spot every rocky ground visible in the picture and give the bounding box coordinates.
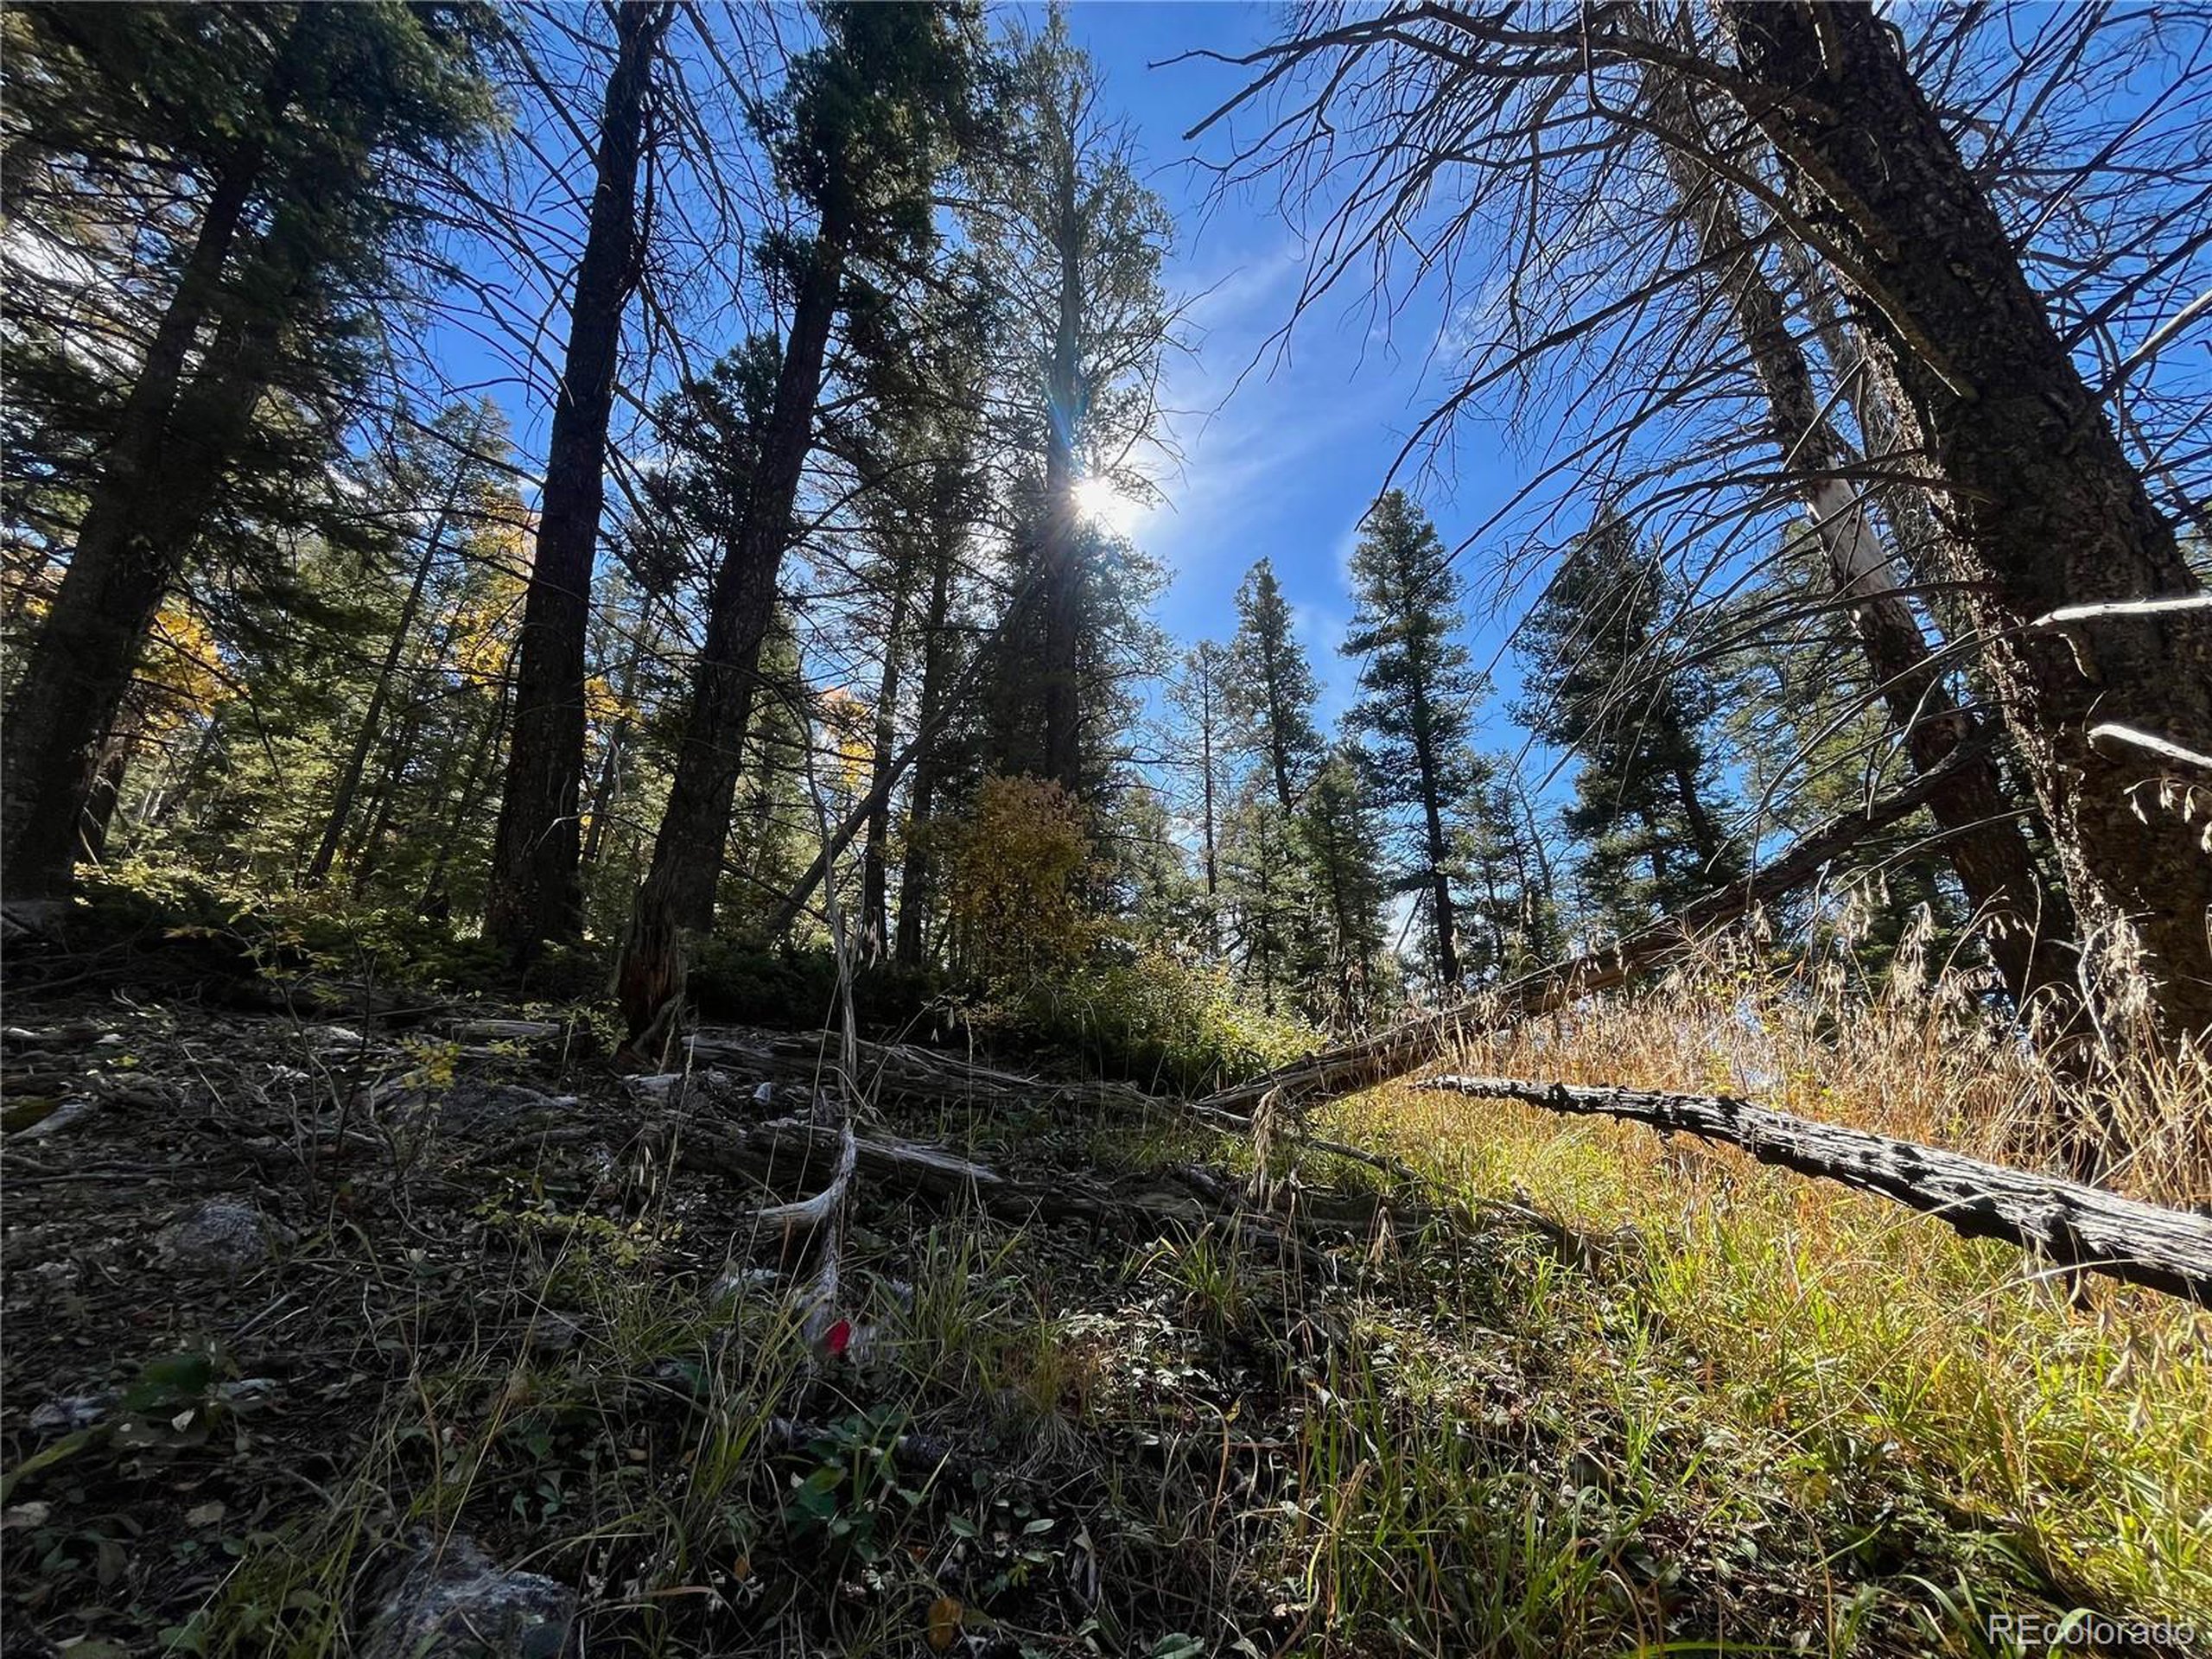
[3,991,2055,1657]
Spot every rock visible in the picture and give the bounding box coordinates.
[526,1313,586,1357]
[13,1260,83,1306]
[29,1393,114,1433]
[362,1533,574,1659]
[156,1201,271,1274]
[709,1266,786,1308]
[11,1096,100,1141]
[442,1083,557,1135]
[382,1080,571,1141]
[1,899,73,943]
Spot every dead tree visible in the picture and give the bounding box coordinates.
[1421,1074,2212,1305]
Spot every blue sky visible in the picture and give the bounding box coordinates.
[434,3,1539,752]
[1056,3,1526,732]
[434,1,2205,814]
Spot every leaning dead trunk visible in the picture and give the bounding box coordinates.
[1635,37,2078,1015]
[1421,1074,2212,1306]
[485,0,671,965]
[1715,1,2212,1043]
[1201,739,1995,1118]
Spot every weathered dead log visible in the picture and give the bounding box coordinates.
[1421,1074,2212,1306]
[658,1119,1393,1276]
[1200,747,1998,1119]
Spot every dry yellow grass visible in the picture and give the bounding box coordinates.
[1314,934,2212,1627]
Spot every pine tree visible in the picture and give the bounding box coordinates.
[1217,558,1327,1007]
[1458,768,1566,981]
[620,2,981,1023]
[1227,559,1323,816]
[963,6,1174,795]
[1219,785,1307,1017]
[486,0,672,963]
[302,400,511,887]
[1169,640,1234,955]
[2,3,494,900]
[1518,512,1742,935]
[1299,744,1391,1024]
[1342,492,1488,988]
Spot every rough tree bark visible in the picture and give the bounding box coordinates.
[485,0,671,963]
[616,213,848,1039]
[1639,41,2078,1013]
[1421,1074,2212,1306]
[0,13,309,900]
[1714,0,2212,1041]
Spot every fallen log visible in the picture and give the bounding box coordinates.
[1421,1074,2212,1306]
[685,1027,1152,1116]
[1199,746,1997,1119]
[655,1118,1432,1275]
[670,1116,1006,1202]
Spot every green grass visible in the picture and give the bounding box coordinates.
[1316,1077,2212,1635]
[149,959,2209,1656]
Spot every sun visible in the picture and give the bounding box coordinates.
[1071,474,1142,537]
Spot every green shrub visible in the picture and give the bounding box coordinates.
[73,861,506,993]
[689,939,946,1033]
[992,945,1312,1096]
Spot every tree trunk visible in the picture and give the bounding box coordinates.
[485,0,669,965]
[1407,680,1461,985]
[1039,146,1086,796]
[75,703,144,869]
[303,476,461,886]
[618,213,847,1039]
[1668,760,1726,872]
[1199,685,1221,956]
[420,639,517,917]
[1265,659,1300,818]
[895,532,959,967]
[860,575,913,953]
[582,606,653,867]
[637,223,845,938]
[0,16,309,899]
[1636,38,2078,1014]
[1716,0,2212,1042]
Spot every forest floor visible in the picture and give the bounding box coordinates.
[3,988,2209,1658]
